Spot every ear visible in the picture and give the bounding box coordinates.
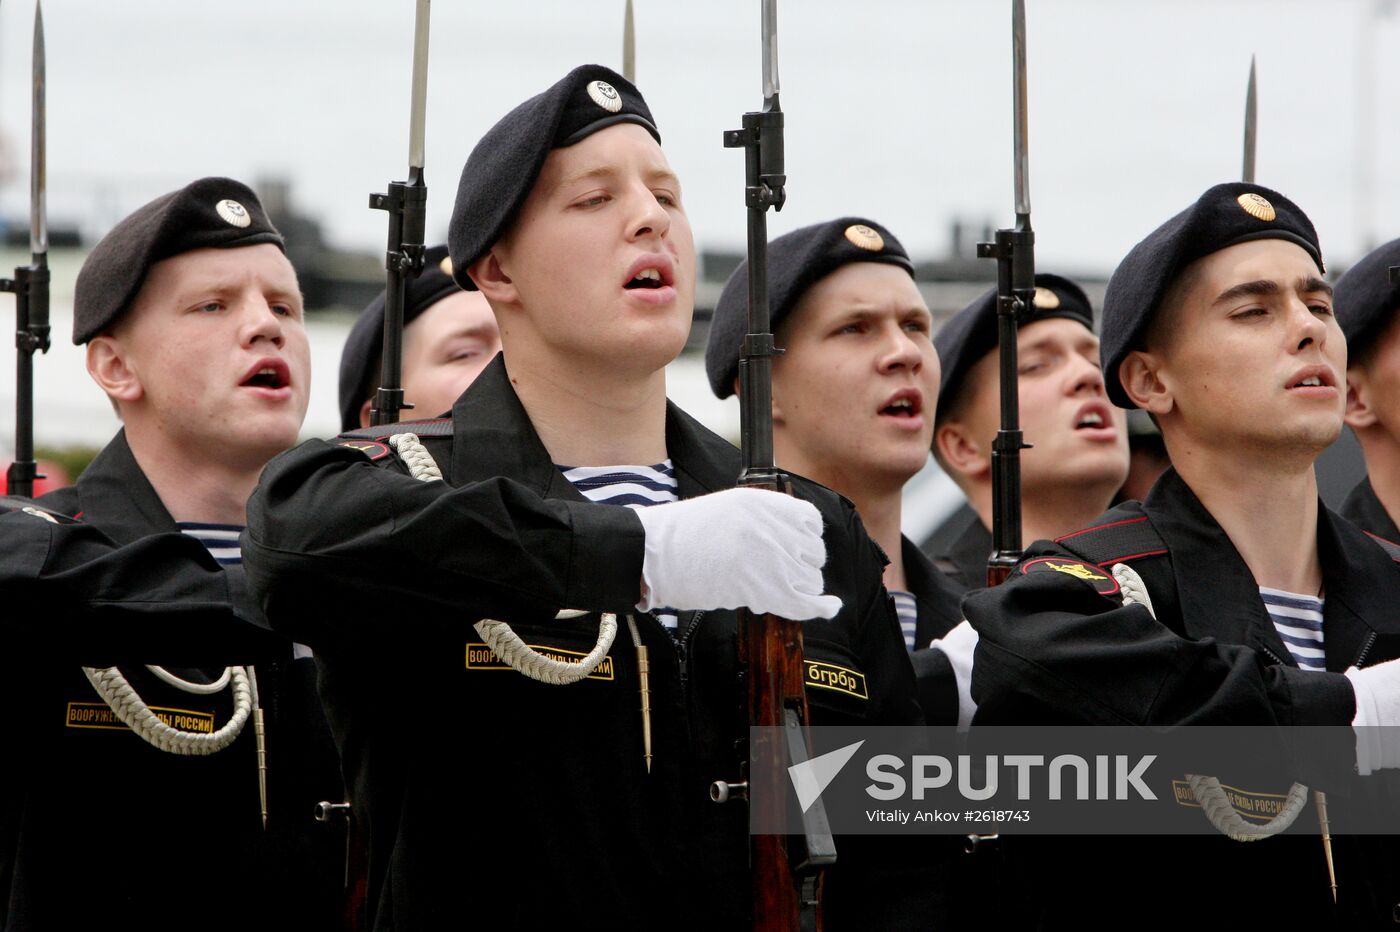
[935,420,989,480]
[358,398,374,430]
[86,335,143,407]
[468,249,520,306]
[1119,350,1173,416]
[1344,369,1378,430]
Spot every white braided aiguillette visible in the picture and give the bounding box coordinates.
[1112,562,1308,841]
[389,432,617,683]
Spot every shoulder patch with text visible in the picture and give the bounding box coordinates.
[804,659,868,700]
[1020,557,1120,596]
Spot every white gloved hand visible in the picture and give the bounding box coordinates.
[929,620,979,728]
[633,487,842,620]
[1346,660,1400,774]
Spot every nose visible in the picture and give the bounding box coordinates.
[1287,296,1328,353]
[877,322,925,377]
[1066,351,1106,397]
[626,181,671,242]
[241,295,286,349]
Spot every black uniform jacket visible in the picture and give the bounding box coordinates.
[0,494,246,650]
[7,431,345,932]
[242,357,925,931]
[903,535,965,722]
[928,508,991,593]
[964,467,1400,928]
[1343,477,1400,544]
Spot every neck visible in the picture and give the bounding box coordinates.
[504,351,669,466]
[123,425,261,525]
[1170,439,1322,594]
[1357,429,1400,528]
[776,440,908,589]
[968,477,1116,546]
[849,485,908,591]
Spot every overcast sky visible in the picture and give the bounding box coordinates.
[0,0,1394,275]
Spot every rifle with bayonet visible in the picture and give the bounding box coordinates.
[3,1,47,500]
[314,6,432,928]
[368,0,431,427]
[1242,55,1256,183]
[3,0,48,500]
[708,2,836,928]
[622,0,635,83]
[1242,54,1341,903]
[976,0,1034,589]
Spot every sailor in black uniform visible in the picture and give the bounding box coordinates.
[243,66,925,931]
[14,178,344,931]
[929,273,1130,591]
[963,182,1400,927]
[706,216,1003,926]
[1334,236,1400,542]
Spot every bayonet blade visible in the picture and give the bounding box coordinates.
[622,0,635,83]
[407,0,430,170]
[1242,55,1257,183]
[31,0,45,257]
[762,0,779,104]
[1012,0,1030,217]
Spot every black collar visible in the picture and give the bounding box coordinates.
[63,429,177,544]
[448,355,742,501]
[901,535,965,643]
[1341,477,1400,543]
[1145,467,1400,671]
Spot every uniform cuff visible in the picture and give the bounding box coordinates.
[563,500,646,611]
[1282,668,1356,725]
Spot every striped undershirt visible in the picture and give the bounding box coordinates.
[889,589,918,653]
[559,461,680,630]
[177,522,243,566]
[1259,586,1325,672]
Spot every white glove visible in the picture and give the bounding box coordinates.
[929,620,979,728]
[633,488,842,621]
[1346,660,1400,774]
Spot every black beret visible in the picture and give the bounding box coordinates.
[73,177,283,344]
[337,244,462,432]
[1333,237,1400,362]
[932,273,1095,422]
[1100,182,1323,408]
[448,65,659,292]
[705,217,914,399]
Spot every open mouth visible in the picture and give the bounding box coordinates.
[879,390,923,419]
[1072,401,1115,434]
[1286,367,1335,390]
[1076,411,1105,429]
[622,256,676,293]
[241,359,290,390]
[624,268,666,290]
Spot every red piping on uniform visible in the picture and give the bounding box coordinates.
[1364,531,1400,559]
[1095,549,1169,566]
[1055,516,1149,542]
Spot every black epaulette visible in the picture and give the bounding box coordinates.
[1365,532,1400,564]
[338,417,454,441]
[333,418,454,462]
[0,496,79,523]
[1051,506,1169,567]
